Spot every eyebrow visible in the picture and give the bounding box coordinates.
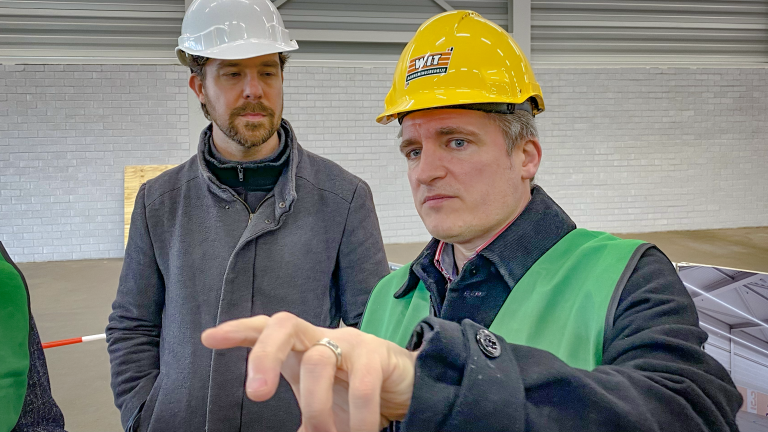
[214,62,241,71]
[399,138,419,154]
[260,60,280,68]
[436,126,480,138]
[215,60,279,70]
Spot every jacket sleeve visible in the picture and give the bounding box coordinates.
[336,180,390,327]
[13,314,66,432]
[0,243,31,432]
[105,184,165,429]
[402,247,742,432]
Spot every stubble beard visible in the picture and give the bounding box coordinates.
[213,101,282,149]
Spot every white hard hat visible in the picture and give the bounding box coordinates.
[176,0,299,66]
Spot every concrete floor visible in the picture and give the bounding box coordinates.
[20,258,123,431]
[737,411,768,432]
[17,226,768,431]
[617,226,768,274]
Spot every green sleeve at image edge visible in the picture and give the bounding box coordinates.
[0,257,31,431]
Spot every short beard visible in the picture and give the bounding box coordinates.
[216,101,281,149]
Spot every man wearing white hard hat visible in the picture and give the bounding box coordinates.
[105,1,390,431]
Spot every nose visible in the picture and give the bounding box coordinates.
[412,144,447,186]
[242,73,264,101]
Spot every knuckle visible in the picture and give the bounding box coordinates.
[301,402,331,420]
[272,311,297,323]
[351,375,378,400]
[248,348,276,368]
[337,326,365,344]
[249,345,271,357]
[301,347,334,369]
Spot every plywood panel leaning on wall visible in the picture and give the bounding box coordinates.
[124,165,177,247]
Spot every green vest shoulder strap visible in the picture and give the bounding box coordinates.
[361,264,430,348]
[0,242,31,430]
[360,229,647,370]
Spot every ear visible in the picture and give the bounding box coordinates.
[189,74,206,104]
[519,137,542,181]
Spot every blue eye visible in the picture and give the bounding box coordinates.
[405,148,421,159]
[450,139,466,148]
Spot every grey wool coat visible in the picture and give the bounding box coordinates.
[106,120,390,432]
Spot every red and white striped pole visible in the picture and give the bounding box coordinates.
[42,333,106,349]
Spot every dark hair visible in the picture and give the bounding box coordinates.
[187,52,290,120]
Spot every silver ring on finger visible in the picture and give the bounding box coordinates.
[312,337,342,368]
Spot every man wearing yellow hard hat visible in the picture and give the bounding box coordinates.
[106,0,389,431]
[202,11,742,431]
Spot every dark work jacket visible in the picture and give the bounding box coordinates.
[0,241,66,432]
[106,120,390,432]
[393,186,741,432]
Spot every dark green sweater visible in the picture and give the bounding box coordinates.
[203,129,289,212]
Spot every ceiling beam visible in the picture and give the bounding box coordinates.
[432,0,454,11]
[687,272,766,298]
[727,286,768,330]
[713,267,735,280]
[698,309,731,327]
[748,280,768,290]
[696,306,747,322]
[735,286,768,340]
[289,29,414,43]
[512,0,531,59]
[744,285,768,303]
[273,0,291,8]
[731,321,768,330]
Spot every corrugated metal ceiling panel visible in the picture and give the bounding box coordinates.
[280,1,507,35]
[3,0,764,65]
[0,0,509,63]
[0,0,183,63]
[531,0,768,65]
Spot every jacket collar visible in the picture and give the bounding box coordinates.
[196,119,301,221]
[394,185,577,298]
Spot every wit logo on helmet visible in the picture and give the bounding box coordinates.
[405,47,453,88]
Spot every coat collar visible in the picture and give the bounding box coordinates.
[196,119,302,221]
[394,185,577,298]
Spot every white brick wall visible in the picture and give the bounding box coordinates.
[0,64,190,262]
[1,64,767,262]
[534,67,768,233]
[284,65,768,243]
[281,66,425,244]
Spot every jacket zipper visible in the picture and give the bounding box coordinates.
[230,188,274,226]
[231,194,253,224]
[253,194,273,215]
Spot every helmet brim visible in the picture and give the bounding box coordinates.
[176,39,299,67]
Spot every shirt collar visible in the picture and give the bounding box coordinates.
[395,185,576,298]
[433,242,457,283]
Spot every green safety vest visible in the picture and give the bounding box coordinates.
[0,243,30,431]
[361,229,646,370]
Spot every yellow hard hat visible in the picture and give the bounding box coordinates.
[377,10,544,125]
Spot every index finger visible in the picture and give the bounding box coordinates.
[246,312,326,401]
[201,315,271,349]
